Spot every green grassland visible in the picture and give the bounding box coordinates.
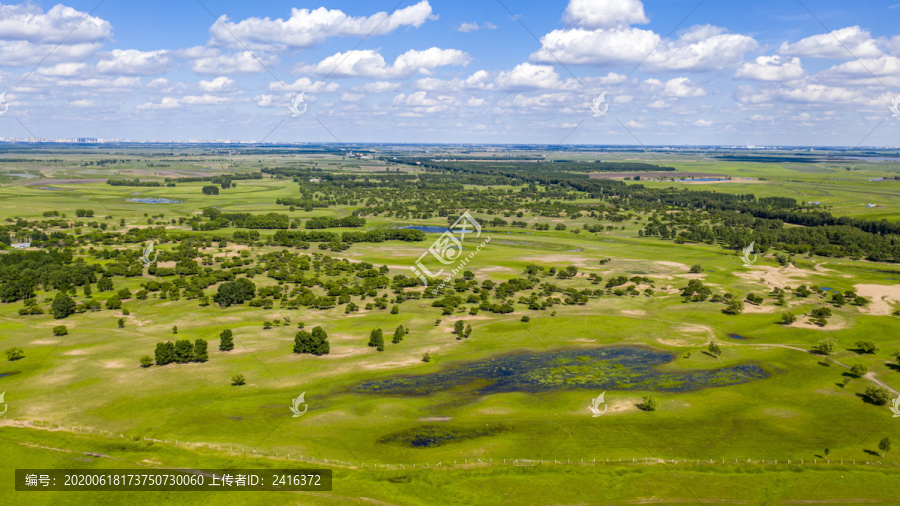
[1,149,900,504]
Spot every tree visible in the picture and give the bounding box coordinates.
[368,328,384,351]
[310,326,330,355]
[193,339,209,362]
[781,312,796,325]
[172,325,178,334]
[521,315,530,322]
[293,326,329,356]
[814,338,838,355]
[390,304,399,314]
[879,437,891,458]
[174,339,194,363]
[202,185,220,195]
[154,342,175,365]
[855,340,879,354]
[422,352,431,362]
[453,320,465,335]
[640,396,660,412]
[105,295,122,310]
[117,318,125,328]
[5,347,24,361]
[97,276,113,292]
[219,329,234,351]
[392,325,405,344]
[850,364,868,377]
[464,324,472,338]
[708,342,722,358]
[746,292,764,305]
[689,264,703,273]
[51,293,76,319]
[140,356,153,368]
[213,278,256,307]
[722,299,744,315]
[864,386,891,406]
[231,374,246,386]
[52,325,68,336]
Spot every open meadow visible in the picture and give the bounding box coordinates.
[1,147,900,504]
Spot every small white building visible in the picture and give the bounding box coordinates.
[11,242,30,248]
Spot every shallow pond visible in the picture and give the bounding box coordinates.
[126,198,183,204]
[355,346,768,396]
[397,225,493,234]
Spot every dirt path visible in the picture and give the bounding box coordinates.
[721,342,899,395]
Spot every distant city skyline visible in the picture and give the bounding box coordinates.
[0,0,899,146]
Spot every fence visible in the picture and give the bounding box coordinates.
[7,418,899,470]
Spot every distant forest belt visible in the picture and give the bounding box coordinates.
[589,172,729,179]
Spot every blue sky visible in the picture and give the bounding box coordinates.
[1,0,899,145]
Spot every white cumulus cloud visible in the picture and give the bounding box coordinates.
[209,1,435,50]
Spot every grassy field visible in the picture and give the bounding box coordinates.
[2,149,900,504]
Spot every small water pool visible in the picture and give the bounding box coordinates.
[126,198,183,204]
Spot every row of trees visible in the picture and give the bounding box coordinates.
[147,339,208,366]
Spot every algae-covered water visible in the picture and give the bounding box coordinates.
[355,346,768,396]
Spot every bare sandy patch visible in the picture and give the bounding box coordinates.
[418,417,452,422]
[102,360,127,369]
[853,284,900,316]
[520,254,593,268]
[62,349,88,356]
[155,261,176,269]
[656,338,690,347]
[795,315,848,331]
[733,264,813,289]
[655,261,688,270]
[362,358,425,370]
[741,304,777,314]
[607,398,639,414]
[573,338,596,343]
[620,309,646,316]
[476,266,515,273]
[30,339,60,345]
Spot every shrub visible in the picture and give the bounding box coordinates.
[231,374,246,386]
[640,396,659,412]
[422,352,431,362]
[52,325,68,336]
[139,356,153,368]
[855,340,879,354]
[5,347,25,361]
[813,338,838,355]
[521,315,530,322]
[864,386,891,405]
